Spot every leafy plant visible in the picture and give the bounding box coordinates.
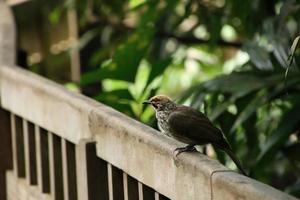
[75,0,300,197]
[177,3,300,195]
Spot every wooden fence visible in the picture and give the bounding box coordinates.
[0,1,298,200]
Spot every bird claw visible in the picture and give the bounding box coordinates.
[173,145,197,157]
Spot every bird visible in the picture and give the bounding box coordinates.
[143,94,247,175]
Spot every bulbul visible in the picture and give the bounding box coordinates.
[143,95,247,175]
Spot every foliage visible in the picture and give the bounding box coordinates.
[49,0,300,197]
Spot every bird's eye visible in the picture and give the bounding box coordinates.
[152,102,158,109]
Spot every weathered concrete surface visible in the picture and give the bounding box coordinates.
[89,108,298,200]
[90,108,223,200]
[0,65,298,200]
[212,171,296,200]
[0,65,100,144]
[0,1,15,66]
[6,171,51,200]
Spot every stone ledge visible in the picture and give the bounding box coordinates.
[0,65,100,144]
[90,107,298,200]
[0,65,297,200]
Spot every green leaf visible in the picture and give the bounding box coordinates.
[98,31,153,82]
[210,98,235,121]
[94,89,135,117]
[80,68,102,85]
[48,8,62,24]
[147,57,172,85]
[94,89,134,102]
[243,42,273,70]
[254,105,300,171]
[230,90,267,132]
[202,73,267,96]
[285,35,300,85]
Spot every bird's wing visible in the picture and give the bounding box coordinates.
[168,106,224,144]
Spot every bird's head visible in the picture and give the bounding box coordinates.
[143,95,176,111]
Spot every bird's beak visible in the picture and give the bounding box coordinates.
[143,100,151,105]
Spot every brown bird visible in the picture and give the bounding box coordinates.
[143,95,247,175]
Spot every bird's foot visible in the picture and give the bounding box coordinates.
[173,145,197,157]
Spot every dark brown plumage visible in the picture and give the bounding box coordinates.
[143,95,247,175]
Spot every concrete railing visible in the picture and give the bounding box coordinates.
[0,1,298,200]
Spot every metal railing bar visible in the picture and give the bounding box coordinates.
[35,125,42,192]
[138,182,143,200]
[123,173,128,200]
[61,139,69,200]
[23,119,30,184]
[155,192,159,200]
[107,163,113,200]
[10,113,18,177]
[75,140,89,200]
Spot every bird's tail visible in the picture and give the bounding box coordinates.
[214,141,247,176]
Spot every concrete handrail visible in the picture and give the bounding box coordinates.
[0,0,16,66]
[0,65,297,200]
[0,2,297,199]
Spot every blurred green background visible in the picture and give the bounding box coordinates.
[12,0,300,197]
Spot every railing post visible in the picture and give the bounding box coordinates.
[0,0,16,66]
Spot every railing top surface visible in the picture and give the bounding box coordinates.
[0,65,297,200]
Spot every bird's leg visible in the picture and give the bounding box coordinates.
[173,144,197,157]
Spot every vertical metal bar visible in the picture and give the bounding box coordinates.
[23,119,30,184]
[62,139,69,200]
[123,173,128,200]
[35,125,42,192]
[107,163,113,200]
[138,182,143,200]
[10,114,18,177]
[155,192,159,200]
[48,133,55,197]
[75,140,89,200]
